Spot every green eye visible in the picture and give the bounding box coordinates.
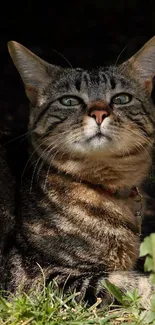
[60,96,80,106]
[112,93,132,105]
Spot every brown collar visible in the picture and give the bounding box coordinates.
[102,186,143,235]
[131,187,143,235]
[102,186,140,198]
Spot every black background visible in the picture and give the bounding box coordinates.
[1,0,155,128]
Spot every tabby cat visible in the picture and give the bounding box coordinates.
[3,36,155,307]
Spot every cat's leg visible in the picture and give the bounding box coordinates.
[52,270,153,309]
[96,271,153,309]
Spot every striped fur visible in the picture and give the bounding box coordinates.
[3,37,155,306]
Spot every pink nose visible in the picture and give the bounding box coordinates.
[89,110,109,125]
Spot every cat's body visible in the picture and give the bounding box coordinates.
[2,37,155,305]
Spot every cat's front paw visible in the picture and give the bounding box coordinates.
[96,271,153,310]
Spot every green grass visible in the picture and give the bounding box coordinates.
[1,234,155,325]
[0,279,154,325]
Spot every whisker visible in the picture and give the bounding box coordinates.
[21,127,72,181]
[29,156,43,193]
[30,144,55,192]
[3,130,34,146]
[35,135,78,187]
[21,136,53,183]
[51,48,73,68]
[43,148,62,191]
[37,138,75,189]
[113,44,129,68]
[118,123,152,146]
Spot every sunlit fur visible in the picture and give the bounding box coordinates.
[3,38,155,306]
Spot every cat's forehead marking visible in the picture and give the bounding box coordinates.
[80,69,118,99]
[50,67,131,99]
[76,69,110,92]
[80,68,128,90]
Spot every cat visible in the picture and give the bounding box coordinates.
[3,36,155,307]
[0,105,28,291]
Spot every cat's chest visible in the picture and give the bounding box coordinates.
[19,174,139,271]
[46,176,137,229]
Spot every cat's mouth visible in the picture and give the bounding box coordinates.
[86,132,112,142]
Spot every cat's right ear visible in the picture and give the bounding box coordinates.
[8,41,59,105]
[124,36,155,93]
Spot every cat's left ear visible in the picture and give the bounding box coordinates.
[124,36,155,92]
[8,41,60,105]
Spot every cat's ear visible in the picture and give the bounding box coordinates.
[8,41,59,105]
[126,36,155,92]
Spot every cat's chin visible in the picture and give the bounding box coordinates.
[67,134,114,157]
[87,133,112,144]
[86,134,111,151]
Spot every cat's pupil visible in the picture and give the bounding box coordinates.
[66,99,72,106]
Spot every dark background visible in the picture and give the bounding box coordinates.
[1,1,155,238]
[1,0,155,129]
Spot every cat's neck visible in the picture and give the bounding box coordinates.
[41,162,140,199]
[36,145,152,192]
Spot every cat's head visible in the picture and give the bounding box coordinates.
[7,38,155,164]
